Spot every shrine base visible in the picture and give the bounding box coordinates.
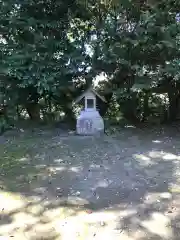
[76,110,104,135]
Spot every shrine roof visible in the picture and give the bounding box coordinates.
[74,87,107,103]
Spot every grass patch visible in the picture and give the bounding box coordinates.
[0,136,43,192]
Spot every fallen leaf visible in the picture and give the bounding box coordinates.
[168,210,173,214]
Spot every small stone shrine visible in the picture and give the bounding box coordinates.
[74,87,106,135]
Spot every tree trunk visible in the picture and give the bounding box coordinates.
[142,91,149,122]
[25,102,40,121]
[98,92,113,117]
[63,105,76,128]
[164,78,179,122]
[168,90,179,122]
[16,105,21,119]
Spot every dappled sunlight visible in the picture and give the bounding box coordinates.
[125,125,136,128]
[132,151,178,163]
[90,164,103,169]
[45,164,83,175]
[133,154,152,166]
[147,150,180,160]
[0,191,26,213]
[50,141,63,147]
[147,150,180,161]
[112,198,173,240]
[160,192,172,200]
[53,158,65,164]
[152,140,162,143]
[2,128,180,239]
[18,157,30,163]
[141,212,172,238]
[163,153,180,160]
[94,179,110,188]
[0,189,135,239]
[47,166,67,173]
[0,180,177,239]
[0,190,92,239]
[34,153,47,162]
[0,179,164,239]
[133,151,180,167]
[69,166,83,173]
[148,150,165,159]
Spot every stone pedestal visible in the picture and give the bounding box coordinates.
[76,109,104,135]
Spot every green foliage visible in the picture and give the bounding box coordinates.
[1,0,180,130]
[1,0,91,102]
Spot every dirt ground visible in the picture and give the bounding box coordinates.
[1,126,180,239]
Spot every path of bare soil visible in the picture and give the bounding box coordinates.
[0,126,180,239]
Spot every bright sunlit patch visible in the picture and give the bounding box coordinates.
[152,140,162,143]
[118,208,137,217]
[163,153,177,160]
[13,212,38,228]
[148,151,179,160]
[93,72,107,86]
[19,157,29,162]
[169,187,180,193]
[69,166,82,173]
[0,35,7,44]
[66,197,90,206]
[141,212,172,238]
[78,210,119,223]
[95,180,109,188]
[125,125,136,128]
[160,192,172,200]
[90,164,101,169]
[148,151,164,158]
[35,154,46,161]
[133,154,151,161]
[54,158,65,163]
[133,154,152,166]
[48,166,67,172]
[0,191,26,213]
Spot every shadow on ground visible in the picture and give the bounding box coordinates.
[0,126,180,239]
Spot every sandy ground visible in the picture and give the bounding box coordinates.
[0,126,180,239]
